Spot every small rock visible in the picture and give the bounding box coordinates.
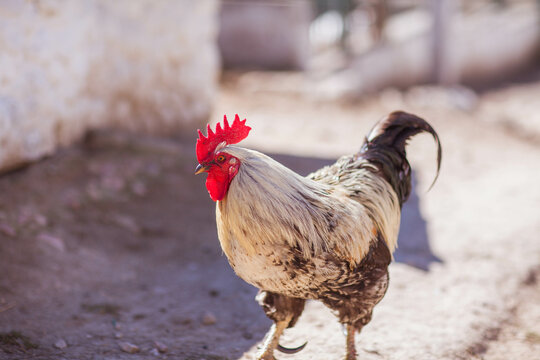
[145,163,161,177]
[87,183,104,200]
[154,341,168,353]
[0,224,16,237]
[102,175,126,192]
[37,233,66,252]
[179,317,192,325]
[17,208,33,225]
[525,331,540,344]
[149,348,160,356]
[153,286,167,295]
[34,214,48,227]
[67,198,82,210]
[202,312,217,325]
[54,339,67,349]
[131,181,147,196]
[119,341,140,354]
[364,348,382,355]
[113,215,141,234]
[114,332,123,339]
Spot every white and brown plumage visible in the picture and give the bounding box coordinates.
[195,112,441,359]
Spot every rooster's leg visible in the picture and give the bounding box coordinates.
[257,318,290,360]
[255,290,306,360]
[345,325,357,360]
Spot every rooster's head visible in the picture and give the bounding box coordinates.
[195,114,251,201]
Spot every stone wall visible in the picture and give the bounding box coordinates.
[0,0,219,172]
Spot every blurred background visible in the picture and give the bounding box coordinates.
[1,0,539,359]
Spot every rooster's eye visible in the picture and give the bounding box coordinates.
[216,155,226,163]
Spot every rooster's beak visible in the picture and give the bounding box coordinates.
[195,163,208,175]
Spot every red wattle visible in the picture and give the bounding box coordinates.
[205,170,230,201]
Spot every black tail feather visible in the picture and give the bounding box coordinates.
[360,111,442,205]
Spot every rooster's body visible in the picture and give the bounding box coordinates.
[195,112,441,359]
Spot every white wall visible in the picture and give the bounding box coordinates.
[317,4,540,98]
[0,0,219,172]
[218,0,311,69]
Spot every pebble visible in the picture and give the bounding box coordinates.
[54,339,67,349]
[102,175,126,192]
[119,341,140,354]
[34,214,48,226]
[114,332,123,339]
[131,181,147,196]
[179,317,192,325]
[113,214,141,234]
[149,348,160,356]
[202,312,217,325]
[37,233,66,252]
[154,340,168,353]
[87,183,104,200]
[17,209,33,225]
[0,224,16,237]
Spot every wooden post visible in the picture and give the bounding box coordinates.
[431,0,459,85]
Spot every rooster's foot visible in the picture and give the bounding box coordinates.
[256,319,289,360]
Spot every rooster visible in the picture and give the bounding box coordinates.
[195,112,441,360]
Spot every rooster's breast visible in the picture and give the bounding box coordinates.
[222,234,344,298]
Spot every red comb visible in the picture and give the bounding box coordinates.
[196,114,251,163]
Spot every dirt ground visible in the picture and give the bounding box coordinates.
[1,71,540,360]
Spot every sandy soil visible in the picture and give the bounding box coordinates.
[1,71,539,360]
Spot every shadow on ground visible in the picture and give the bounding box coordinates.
[0,136,439,359]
